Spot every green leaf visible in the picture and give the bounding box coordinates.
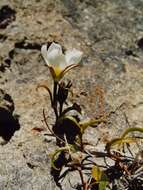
[99,173,109,190]
[99,180,108,190]
[51,147,69,170]
[106,127,143,154]
[92,166,109,190]
[106,137,136,153]
[121,127,143,138]
[36,84,53,105]
[91,165,102,182]
[79,117,106,133]
[65,116,80,128]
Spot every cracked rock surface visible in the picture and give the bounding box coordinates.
[0,0,143,189]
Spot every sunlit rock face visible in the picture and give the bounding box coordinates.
[0,0,143,189]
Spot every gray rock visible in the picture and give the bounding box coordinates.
[0,0,142,189]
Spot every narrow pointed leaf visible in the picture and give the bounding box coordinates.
[91,165,102,182]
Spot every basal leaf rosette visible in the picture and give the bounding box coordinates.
[41,42,83,81]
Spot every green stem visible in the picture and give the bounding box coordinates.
[59,102,63,116]
[53,81,58,119]
[77,168,88,190]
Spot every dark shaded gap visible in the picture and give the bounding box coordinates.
[0,89,20,143]
[0,107,20,142]
[15,40,42,50]
[0,5,16,29]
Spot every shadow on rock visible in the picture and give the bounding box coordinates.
[0,107,20,142]
[0,89,20,144]
[0,5,16,29]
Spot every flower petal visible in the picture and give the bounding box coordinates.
[47,49,66,68]
[47,42,62,55]
[41,44,49,65]
[65,49,83,65]
[41,43,63,66]
[47,43,66,69]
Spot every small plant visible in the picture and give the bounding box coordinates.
[38,42,143,190]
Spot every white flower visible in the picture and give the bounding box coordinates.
[41,42,83,81]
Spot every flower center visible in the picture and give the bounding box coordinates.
[54,67,63,77]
